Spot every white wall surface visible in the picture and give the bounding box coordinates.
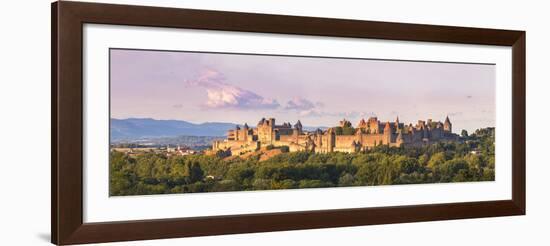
[0,0,548,245]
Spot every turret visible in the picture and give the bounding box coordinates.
[339,118,352,128]
[417,120,426,129]
[327,128,336,152]
[367,117,379,134]
[383,122,392,145]
[293,120,303,135]
[294,120,303,130]
[444,116,452,133]
[257,118,266,126]
[357,118,367,129]
[384,122,391,134]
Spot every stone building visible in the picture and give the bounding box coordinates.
[212,116,458,156]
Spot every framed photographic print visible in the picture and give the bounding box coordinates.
[52,1,525,245]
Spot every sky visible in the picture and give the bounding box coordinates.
[110,49,496,133]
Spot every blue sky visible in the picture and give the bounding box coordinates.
[110,49,495,133]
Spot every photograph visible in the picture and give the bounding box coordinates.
[0,0,532,244]
[0,0,538,245]
[109,48,496,196]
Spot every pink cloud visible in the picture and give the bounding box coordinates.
[299,110,375,119]
[186,69,280,110]
[285,97,316,111]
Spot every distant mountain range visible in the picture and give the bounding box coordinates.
[110,118,235,141]
[111,118,327,141]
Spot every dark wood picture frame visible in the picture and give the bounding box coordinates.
[52,1,525,245]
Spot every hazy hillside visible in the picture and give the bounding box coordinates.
[110,118,328,141]
[110,118,235,140]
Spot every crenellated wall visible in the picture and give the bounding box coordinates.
[213,117,458,156]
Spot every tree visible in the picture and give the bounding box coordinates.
[280,146,290,153]
[338,173,355,186]
[418,154,429,166]
[213,180,239,192]
[334,126,355,135]
[109,127,495,195]
[342,126,356,135]
[252,179,271,190]
[272,179,296,189]
[461,129,469,138]
[135,155,155,179]
[226,165,254,187]
[185,161,204,183]
[288,151,311,164]
[298,179,328,188]
[216,149,231,158]
[427,152,446,169]
[396,156,422,174]
[437,158,469,182]
[355,160,381,185]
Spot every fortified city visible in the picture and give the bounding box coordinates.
[213,116,458,156]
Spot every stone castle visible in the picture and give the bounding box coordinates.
[212,116,458,156]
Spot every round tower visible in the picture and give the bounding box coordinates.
[384,122,392,134]
[327,128,336,152]
[383,122,392,145]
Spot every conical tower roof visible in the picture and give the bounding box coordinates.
[357,118,367,127]
[384,121,391,133]
[294,120,303,129]
[395,116,400,129]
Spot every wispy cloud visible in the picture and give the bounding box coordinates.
[298,109,323,118]
[448,111,463,117]
[186,69,280,110]
[285,97,316,111]
[299,110,375,119]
